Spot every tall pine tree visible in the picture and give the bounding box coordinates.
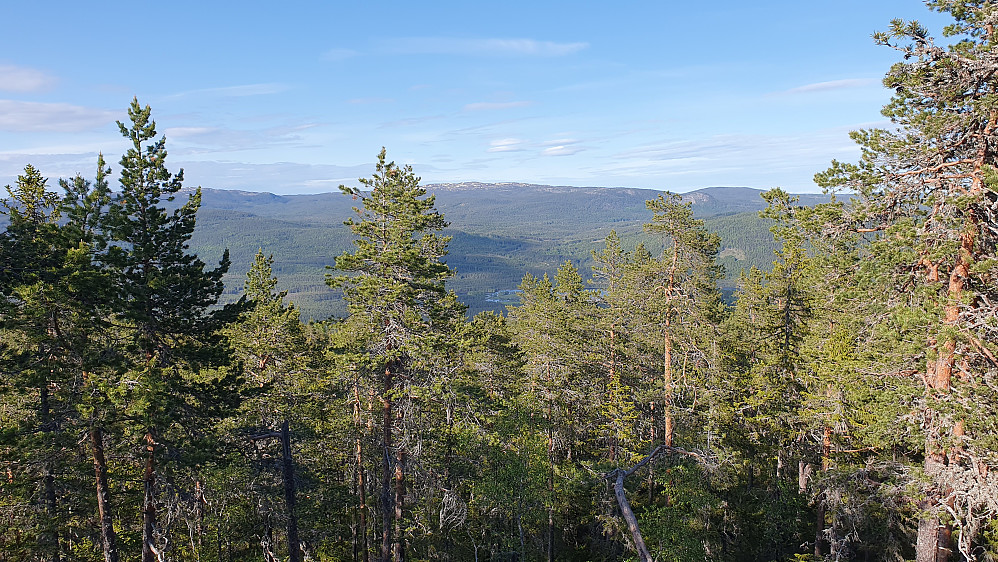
[328,148,464,562]
[816,3,998,558]
[101,98,237,562]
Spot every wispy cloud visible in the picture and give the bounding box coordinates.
[488,138,526,153]
[0,64,58,93]
[541,138,579,147]
[384,37,588,57]
[163,126,217,138]
[176,160,441,193]
[323,48,360,61]
[0,100,117,132]
[542,145,584,157]
[592,129,869,190]
[540,138,584,157]
[162,122,321,156]
[463,101,533,111]
[346,97,394,105]
[379,114,446,129]
[778,78,878,95]
[167,83,290,99]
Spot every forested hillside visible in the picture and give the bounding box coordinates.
[190,183,818,318]
[3,2,998,562]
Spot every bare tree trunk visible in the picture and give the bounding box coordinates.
[381,364,394,562]
[611,470,652,562]
[281,421,301,562]
[92,425,120,562]
[662,242,679,450]
[40,383,60,562]
[916,448,951,562]
[648,402,655,504]
[915,160,982,560]
[546,363,555,562]
[142,431,157,562]
[393,447,405,562]
[354,384,370,562]
[609,329,618,462]
[605,445,705,562]
[815,423,831,557]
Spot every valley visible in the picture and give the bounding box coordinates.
[191,183,829,318]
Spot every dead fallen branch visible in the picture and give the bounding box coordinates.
[604,445,707,562]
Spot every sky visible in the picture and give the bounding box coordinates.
[1,0,952,194]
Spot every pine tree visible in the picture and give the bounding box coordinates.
[816,3,998,558]
[0,165,73,561]
[328,148,464,562]
[101,98,237,562]
[0,160,116,561]
[224,250,311,562]
[639,193,723,450]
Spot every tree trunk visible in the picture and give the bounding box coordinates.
[142,430,157,562]
[916,449,951,562]
[611,470,652,562]
[663,333,674,448]
[40,383,60,562]
[354,385,369,562]
[381,364,394,562]
[91,424,120,562]
[662,242,679,449]
[281,421,302,562]
[546,363,555,562]
[815,423,831,557]
[606,445,704,562]
[393,447,405,562]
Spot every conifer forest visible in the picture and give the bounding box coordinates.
[4,2,998,561]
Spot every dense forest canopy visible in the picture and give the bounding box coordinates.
[3,1,998,561]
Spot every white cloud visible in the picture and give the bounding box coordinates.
[543,145,584,157]
[379,114,446,129]
[384,37,588,57]
[164,122,317,155]
[779,78,878,95]
[488,138,525,153]
[0,152,110,187]
[0,100,117,132]
[464,101,533,111]
[541,138,578,147]
[164,127,217,138]
[175,160,443,193]
[167,83,290,99]
[0,64,58,92]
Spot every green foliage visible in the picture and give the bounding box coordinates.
[5,7,998,554]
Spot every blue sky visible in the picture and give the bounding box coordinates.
[1,0,950,194]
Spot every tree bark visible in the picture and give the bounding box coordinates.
[354,384,369,562]
[381,363,395,562]
[40,383,60,562]
[605,445,705,562]
[142,430,157,562]
[281,421,302,562]
[611,469,652,562]
[546,363,555,562]
[814,423,831,557]
[393,447,405,562]
[91,424,120,562]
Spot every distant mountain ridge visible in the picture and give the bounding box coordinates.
[175,183,829,318]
